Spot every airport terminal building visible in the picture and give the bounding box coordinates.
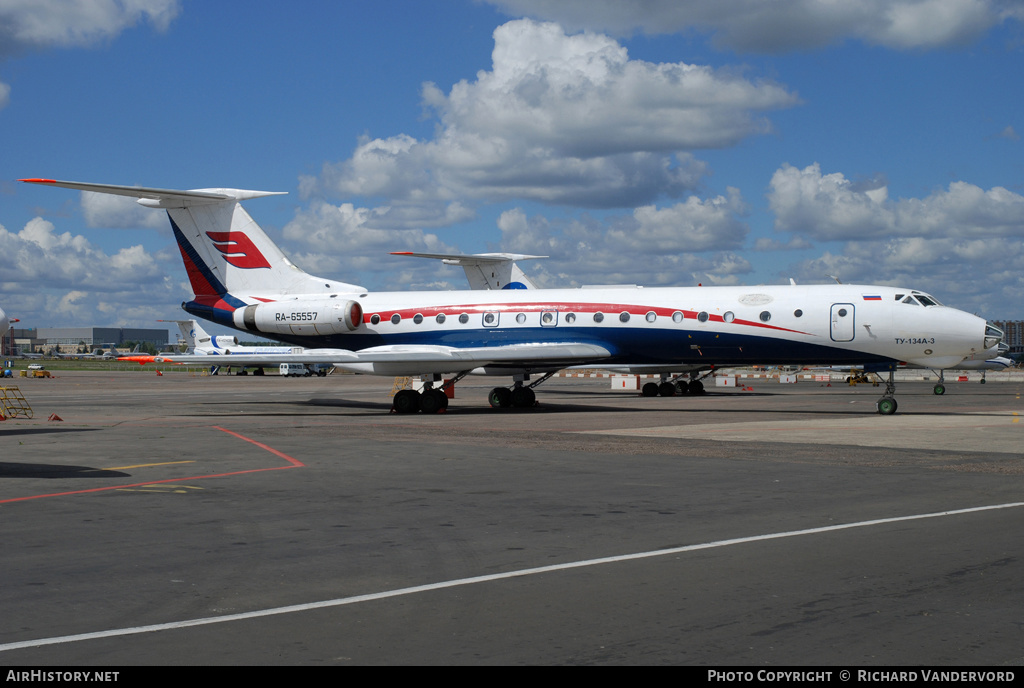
[13,327,170,355]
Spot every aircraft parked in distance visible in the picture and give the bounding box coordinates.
[391,251,543,290]
[24,178,1003,415]
[120,319,302,372]
[54,345,121,360]
[923,342,1014,392]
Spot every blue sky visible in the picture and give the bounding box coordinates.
[2,0,1023,341]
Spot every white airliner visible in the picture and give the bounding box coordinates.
[163,318,297,356]
[22,178,1003,415]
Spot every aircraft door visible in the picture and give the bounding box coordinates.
[831,303,855,342]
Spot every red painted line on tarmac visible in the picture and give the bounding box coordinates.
[0,427,304,504]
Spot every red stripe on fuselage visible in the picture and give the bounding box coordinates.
[359,301,812,335]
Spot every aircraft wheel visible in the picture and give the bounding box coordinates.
[511,386,536,408]
[420,389,448,414]
[933,384,945,396]
[687,380,704,395]
[641,382,660,397]
[658,382,676,397]
[876,397,898,415]
[488,387,512,408]
[980,378,987,384]
[675,381,688,395]
[393,389,421,414]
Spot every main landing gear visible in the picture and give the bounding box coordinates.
[876,370,898,415]
[392,372,557,414]
[392,372,469,415]
[488,372,557,410]
[641,372,707,397]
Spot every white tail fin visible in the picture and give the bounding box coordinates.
[158,319,205,352]
[20,179,365,302]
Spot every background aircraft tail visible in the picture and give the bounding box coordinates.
[391,251,545,289]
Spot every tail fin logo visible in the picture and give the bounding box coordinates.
[206,232,272,269]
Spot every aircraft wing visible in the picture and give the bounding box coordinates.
[148,342,611,375]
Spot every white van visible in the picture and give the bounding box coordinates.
[279,363,310,377]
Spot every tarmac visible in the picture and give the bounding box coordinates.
[1,369,1023,665]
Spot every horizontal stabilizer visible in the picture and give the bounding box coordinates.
[20,179,285,208]
[390,251,548,264]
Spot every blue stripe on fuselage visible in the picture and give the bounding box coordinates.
[216,324,896,367]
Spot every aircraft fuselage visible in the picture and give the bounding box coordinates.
[188,284,992,375]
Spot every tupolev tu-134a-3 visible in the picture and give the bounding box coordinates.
[22,178,1003,415]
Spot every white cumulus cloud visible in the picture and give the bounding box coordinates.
[307,19,796,216]
[768,163,1024,241]
[485,0,1021,52]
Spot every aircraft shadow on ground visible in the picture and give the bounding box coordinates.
[0,427,102,438]
[164,390,984,417]
[0,462,131,479]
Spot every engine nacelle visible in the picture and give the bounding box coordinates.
[234,299,363,336]
[211,335,239,349]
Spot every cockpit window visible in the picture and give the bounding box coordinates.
[902,296,920,306]
[913,292,941,307]
[894,294,905,301]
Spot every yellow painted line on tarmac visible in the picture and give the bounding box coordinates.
[106,460,196,470]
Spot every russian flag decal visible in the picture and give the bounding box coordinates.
[862,295,882,300]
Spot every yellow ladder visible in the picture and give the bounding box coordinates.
[390,377,412,397]
[0,386,34,419]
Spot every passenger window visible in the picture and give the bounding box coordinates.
[593,312,604,323]
[516,313,526,324]
[436,313,446,324]
[413,313,423,324]
[391,314,401,325]
[565,313,576,324]
[723,311,735,323]
[760,311,771,322]
[697,311,709,323]
[370,314,381,325]
[459,313,469,324]
[619,311,630,322]
[646,311,657,323]
[672,311,683,323]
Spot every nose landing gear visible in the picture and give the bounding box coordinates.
[876,370,898,415]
